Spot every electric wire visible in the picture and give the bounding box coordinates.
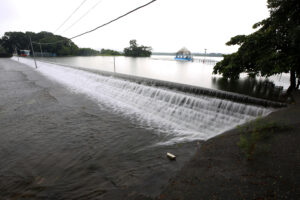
[32,0,157,45]
[63,0,103,34]
[54,0,88,33]
[70,0,156,40]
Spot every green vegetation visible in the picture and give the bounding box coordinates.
[100,49,122,56]
[124,40,152,57]
[237,118,287,160]
[79,48,100,56]
[213,0,300,91]
[0,31,107,57]
[0,45,12,57]
[0,31,79,56]
[0,31,127,57]
[78,48,121,56]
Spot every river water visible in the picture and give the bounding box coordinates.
[0,57,277,199]
[36,55,289,101]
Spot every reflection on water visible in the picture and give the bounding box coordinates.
[212,77,284,102]
[36,55,288,101]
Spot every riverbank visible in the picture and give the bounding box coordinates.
[157,92,300,199]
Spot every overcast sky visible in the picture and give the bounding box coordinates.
[0,0,269,53]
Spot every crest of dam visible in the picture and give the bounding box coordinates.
[39,59,286,108]
[12,57,277,144]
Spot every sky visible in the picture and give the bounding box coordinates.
[0,0,270,53]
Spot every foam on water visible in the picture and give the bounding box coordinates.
[13,57,272,145]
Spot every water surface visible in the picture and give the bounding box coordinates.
[36,55,289,101]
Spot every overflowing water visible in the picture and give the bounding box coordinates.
[13,57,271,145]
[35,55,289,95]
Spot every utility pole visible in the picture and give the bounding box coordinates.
[113,56,116,73]
[39,43,44,58]
[14,47,19,62]
[29,35,37,69]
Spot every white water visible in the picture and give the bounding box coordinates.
[13,57,272,145]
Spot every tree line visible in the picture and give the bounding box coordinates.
[0,32,151,58]
[0,31,79,56]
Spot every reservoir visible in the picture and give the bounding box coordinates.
[36,55,289,101]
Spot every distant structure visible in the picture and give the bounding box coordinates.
[19,50,30,57]
[174,47,193,61]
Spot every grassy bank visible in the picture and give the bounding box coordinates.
[156,92,300,200]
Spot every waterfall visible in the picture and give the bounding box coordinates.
[14,57,272,145]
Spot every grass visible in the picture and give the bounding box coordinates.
[237,118,287,160]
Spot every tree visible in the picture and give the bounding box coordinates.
[0,44,11,57]
[124,39,152,57]
[0,32,29,54]
[213,0,300,91]
[79,48,101,56]
[0,31,80,56]
[100,49,121,56]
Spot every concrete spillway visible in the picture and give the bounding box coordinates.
[38,60,285,108]
[13,57,273,144]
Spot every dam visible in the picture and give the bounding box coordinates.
[0,57,285,199]
[12,57,274,145]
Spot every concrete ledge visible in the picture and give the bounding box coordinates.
[38,59,287,108]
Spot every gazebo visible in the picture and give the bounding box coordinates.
[174,47,193,61]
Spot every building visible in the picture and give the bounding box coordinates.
[174,47,193,61]
[20,50,30,57]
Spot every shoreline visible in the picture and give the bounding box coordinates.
[156,92,300,199]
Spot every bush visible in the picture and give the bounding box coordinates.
[0,52,12,58]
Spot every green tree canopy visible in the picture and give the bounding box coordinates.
[124,39,152,57]
[100,48,122,56]
[0,31,79,56]
[79,48,101,56]
[0,31,105,57]
[213,0,300,90]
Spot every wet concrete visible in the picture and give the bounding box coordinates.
[0,58,197,199]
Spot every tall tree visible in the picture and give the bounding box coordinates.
[213,0,300,91]
[124,40,152,57]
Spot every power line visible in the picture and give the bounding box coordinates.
[34,0,157,45]
[54,0,88,33]
[70,0,157,40]
[63,0,103,34]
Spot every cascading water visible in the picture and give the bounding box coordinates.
[13,57,272,145]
